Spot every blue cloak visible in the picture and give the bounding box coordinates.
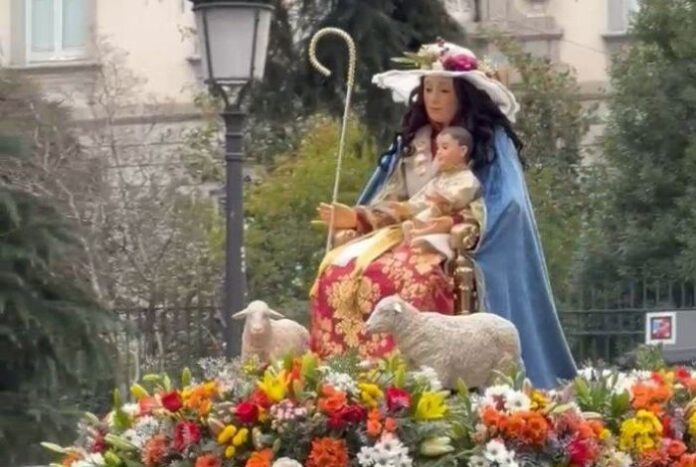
[357,128,577,388]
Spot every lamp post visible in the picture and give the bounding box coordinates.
[189,0,273,358]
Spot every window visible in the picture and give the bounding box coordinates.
[608,0,640,33]
[26,0,88,62]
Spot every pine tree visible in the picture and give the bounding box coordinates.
[576,0,696,285]
[0,89,116,464]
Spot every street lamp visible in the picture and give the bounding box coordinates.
[189,0,273,357]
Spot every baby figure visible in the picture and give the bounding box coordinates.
[396,126,481,259]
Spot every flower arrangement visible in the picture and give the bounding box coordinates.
[44,354,696,467]
[391,38,479,73]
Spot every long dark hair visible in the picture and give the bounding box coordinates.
[399,77,524,169]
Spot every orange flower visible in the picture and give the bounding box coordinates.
[481,406,505,429]
[245,448,274,467]
[523,412,549,444]
[384,417,397,433]
[677,454,696,467]
[667,440,688,458]
[184,382,218,417]
[632,382,672,415]
[500,411,548,445]
[306,437,349,467]
[61,452,81,467]
[196,454,222,467]
[588,420,605,438]
[366,408,382,437]
[501,413,525,437]
[142,434,168,467]
[318,385,347,415]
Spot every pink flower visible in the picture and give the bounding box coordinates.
[173,420,201,452]
[442,54,477,72]
[385,387,411,412]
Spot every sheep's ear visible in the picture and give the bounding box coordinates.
[266,308,285,320]
[232,307,251,320]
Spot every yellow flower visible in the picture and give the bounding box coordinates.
[257,370,288,402]
[415,392,448,420]
[217,425,237,445]
[635,434,655,452]
[635,410,662,434]
[224,445,236,458]
[232,428,249,447]
[688,413,696,437]
[600,428,611,440]
[619,411,663,453]
[530,390,549,410]
[358,382,384,408]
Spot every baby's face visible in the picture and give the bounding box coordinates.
[435,133,468,171]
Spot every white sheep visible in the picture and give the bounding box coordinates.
[365,295,521,389]
[232,300,309,363]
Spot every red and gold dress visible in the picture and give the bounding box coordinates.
[309,125,481,359]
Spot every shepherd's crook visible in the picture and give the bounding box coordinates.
[309,28,357,253]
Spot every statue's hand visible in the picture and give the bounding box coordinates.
[316,202,358,229]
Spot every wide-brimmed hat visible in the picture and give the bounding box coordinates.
[372,40,520,123]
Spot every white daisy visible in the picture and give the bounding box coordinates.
[468,454,490,467]
[484,439,509,464]
[483,384,510,408]
[504,390,531,413]
[121,403,139,417]
[322,369,358,394]
[272,458,303,467]
[412,366,443,391]
[609,450,633,467]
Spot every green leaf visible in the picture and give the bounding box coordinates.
[181,367,192,387]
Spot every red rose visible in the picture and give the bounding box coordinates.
[327,413,346,430]
[173,420,201,452]
[568,436,594,466]
[662,414,674,439]
[341,405,367,423]
[250,389,271,409]
[161,391,183,412]
[442,54,477,72]
[675,366,691,382]
[385,387,411,412]
[235,400,259,424]
[327,405,366,430]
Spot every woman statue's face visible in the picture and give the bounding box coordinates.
[423,76,458,126]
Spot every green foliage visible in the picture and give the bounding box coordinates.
[577,0,696,284]
[245,116,375,318]
[0,163,115,465]
[633,344,666,371]
[491,36,594,297]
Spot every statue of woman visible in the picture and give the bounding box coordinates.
[310,41,577,388]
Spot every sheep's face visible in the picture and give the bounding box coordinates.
[247,310,271,336]
[365,295,404,334]
[232,300,285,337]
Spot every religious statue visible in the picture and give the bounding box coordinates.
[309,40,577,389]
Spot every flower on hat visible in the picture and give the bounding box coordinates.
[442,54,478,72]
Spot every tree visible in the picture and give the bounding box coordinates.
[0,132,115,465]
[246,0,465,162]
[575,0,696,285]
